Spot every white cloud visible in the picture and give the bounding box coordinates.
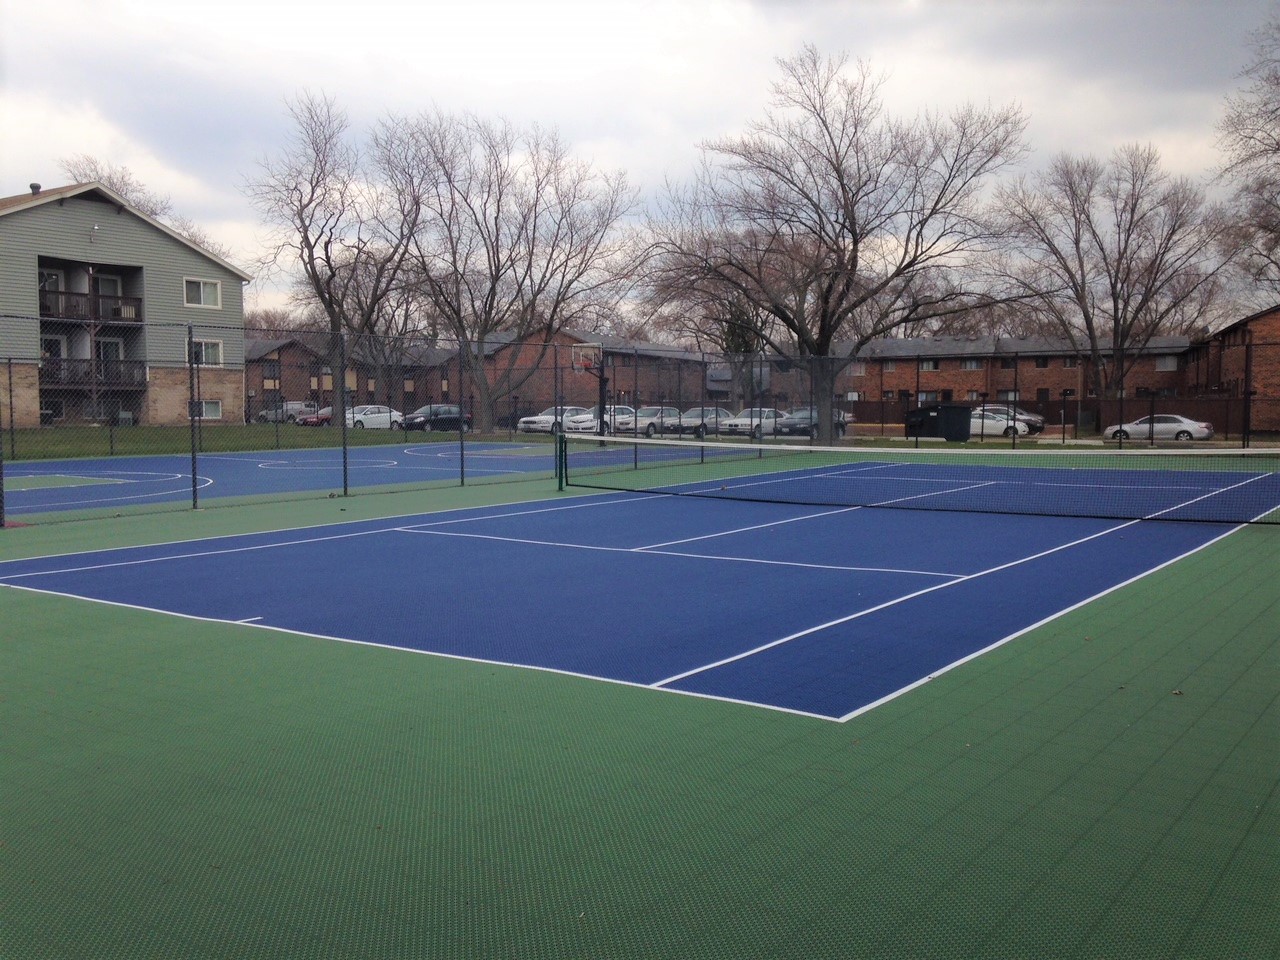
[1,0,1270,300]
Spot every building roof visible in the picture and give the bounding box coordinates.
[854,334,1191,360]
[1201,303,1280,341]
[0,181,253,282]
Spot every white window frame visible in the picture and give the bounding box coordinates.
[918,359,940,372]
[193,399,223,420]
[184,277,222,309]
[190,338,224,367]
[961,358,983,371]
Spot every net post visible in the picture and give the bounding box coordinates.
[556,433,566,490]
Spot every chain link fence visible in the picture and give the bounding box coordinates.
[1,322,1276,525]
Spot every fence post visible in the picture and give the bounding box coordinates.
[6,357,15,460]
[339,331,350,497]
[187,326,199,510]
[0,363,6,529]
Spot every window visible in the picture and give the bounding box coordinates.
[1036,388,1051,402]
[1154,355,1178,372]
[883,360,896,372]
[918,359,940,372]
[1063,356,1078,368]
[917,390,939,402]
[882,390,896,400]
[848,362,867,377]
[191,400,223,420]
[184,278,221,308]
[961,358,983,371]
[1034,357,1050,369]
[845,391,862,401]
[999,358,1017,369]
[189,339,223,366]
[966,391,982,401]
[997,390,1019,402]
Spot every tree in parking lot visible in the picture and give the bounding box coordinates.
[246,93,425,424]
[401,111,638,430]
[647,47,1028,442]
[1219,17,1280,291]
[996,144,1232,398]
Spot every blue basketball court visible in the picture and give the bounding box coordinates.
[2,441,555,516]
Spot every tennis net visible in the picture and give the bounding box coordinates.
[560,434,1280,525]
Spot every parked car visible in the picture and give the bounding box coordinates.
[722,408,788,439]
[297,406,333,427]
[404,403,471,432]
[969,409,1029,438]
[672,406,737,439]
[517,406,589,434]
[617,406,682,437]
[564,405,635,434]
[345,405,404,429]
[1103,414,1214,442]
[974,403,1045,434]
[256,401,318,423]
[775,407,850,439]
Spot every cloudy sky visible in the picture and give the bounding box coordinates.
[0,0,1273,307]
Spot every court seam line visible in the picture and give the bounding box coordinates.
[651,471,1273,689]
[0,580,839,723]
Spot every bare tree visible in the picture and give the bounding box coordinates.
[60,154,238,263]
[998,145,1231,397]
[403,112,637,429]
[246,93,423,423]
[1219,17,1280,291]
[647,47,1027,440]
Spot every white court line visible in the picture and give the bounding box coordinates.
[7,474,130,489]
[837,505,1275,722]
[651,471,1274,690]
[0,492,657,578]
[869,480,998,507]
[395,527,959,578]
[634,505,863,550]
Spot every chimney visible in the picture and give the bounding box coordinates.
[29,183,40,195]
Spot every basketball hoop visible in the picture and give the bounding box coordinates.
[571,343,602,375]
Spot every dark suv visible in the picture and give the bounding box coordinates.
[404,404,472,432]
[775,408,850,439]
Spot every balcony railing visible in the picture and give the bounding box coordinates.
[39,358,148,388]
[39,291,143,322]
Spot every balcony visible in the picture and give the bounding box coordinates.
[39,358,148,389]
[39,291,143,322]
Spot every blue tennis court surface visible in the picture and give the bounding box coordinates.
[0,491,1252,720]
[3,442,554,515]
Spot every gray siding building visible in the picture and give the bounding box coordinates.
[0,181,252,427]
